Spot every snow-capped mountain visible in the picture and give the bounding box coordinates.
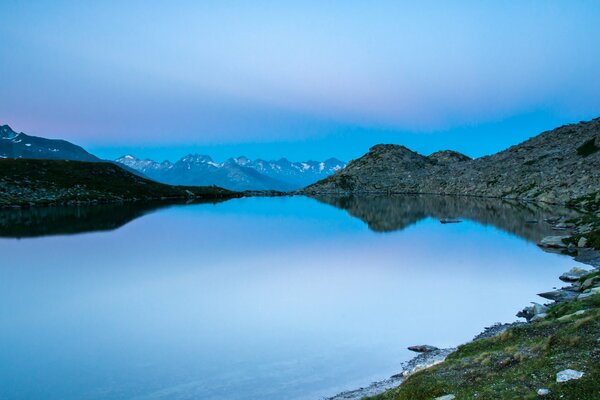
[0,124,100,162]
[116,154,346,191]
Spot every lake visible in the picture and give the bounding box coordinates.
[0,195,580,400]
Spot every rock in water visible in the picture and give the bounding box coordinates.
[407,345,439,353]
[538,236,570,248]
[559,267,591,282]
[556,369,584,382]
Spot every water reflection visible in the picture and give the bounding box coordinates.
[0,199,228,238]
[311,194,579,243]
[0,195,579,241]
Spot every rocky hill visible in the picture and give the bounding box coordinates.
[0,159,240,207]
[302,118,600,204]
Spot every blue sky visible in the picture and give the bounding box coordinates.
[1,1,599,162]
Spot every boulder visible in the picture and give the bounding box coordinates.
[407,345,439,353]
[517,303,549,321]
[578,237,588,248]
[538,289,578,302]
[559,267,590,282]
[581,276,600,291]
[538,236,570,248]
[530,313,548,322]
[556,369,584,383]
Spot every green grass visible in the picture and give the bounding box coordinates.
[369,288,600,400]
[0,158,241,206]
[576,138,600,157]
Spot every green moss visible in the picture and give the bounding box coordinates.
[576,138,600,157]
[369,295,600,400]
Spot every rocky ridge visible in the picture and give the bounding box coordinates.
[303,118,600,204]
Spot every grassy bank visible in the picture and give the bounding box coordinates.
[369,274,600,400]
[565,192,600,250]
[0,158,241,206]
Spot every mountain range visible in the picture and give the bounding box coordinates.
[0,124,344,191]
[115,154,345,191]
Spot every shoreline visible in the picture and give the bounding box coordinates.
[324,218,600,400]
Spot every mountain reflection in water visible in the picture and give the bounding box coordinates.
[310,194,579,243]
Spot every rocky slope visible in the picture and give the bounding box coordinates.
[0,124,100,162]
[0,159,240,207]
[302,118,600,204]
[116,154,345,191]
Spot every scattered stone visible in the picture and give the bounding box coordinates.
[578,237,588,248]
[435,395,456,400]
[556,369,584,383]
[559,267,590,282]
[538,236,570,248]
[537,388,550,396]
[408,345,439,353]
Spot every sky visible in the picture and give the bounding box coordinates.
[1,1,600,162]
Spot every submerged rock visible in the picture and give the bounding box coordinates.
[556,369,584,383]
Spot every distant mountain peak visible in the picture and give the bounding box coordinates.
[115,153,346,191]
[0,124,20,140]
[180,154,214,163]
[0,124,99,162]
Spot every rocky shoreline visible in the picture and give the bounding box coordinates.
[324,217,600,400]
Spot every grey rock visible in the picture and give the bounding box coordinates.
[538,236,570,248]
[581,276,600,291]
[538,289,578,302]
[537,388,550,396]
[517,302,548,322]
[435,395,456,400]
[578,237,589,248]
[530,313,548,322]
[407,345,439,353]
[559,267,591,282]
[556,369,584,382]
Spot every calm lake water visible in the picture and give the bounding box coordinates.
[0,195,580,400]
